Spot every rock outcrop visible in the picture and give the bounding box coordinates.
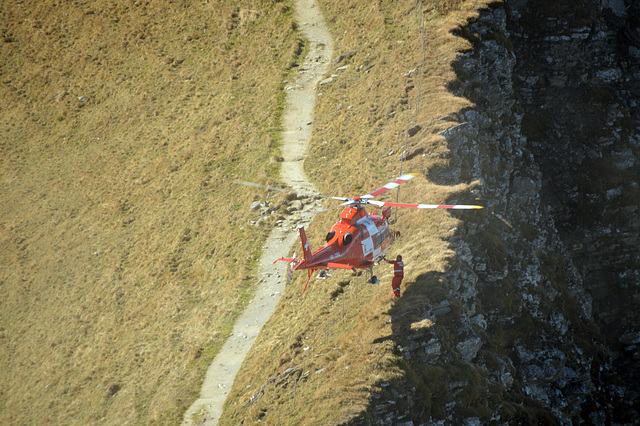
[358,1,640,424]
[506,3,640,421]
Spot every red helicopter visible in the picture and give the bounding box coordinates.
[243,174,483,294]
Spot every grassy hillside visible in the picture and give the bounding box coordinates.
[220,0,492,424]
[0,0,302,423]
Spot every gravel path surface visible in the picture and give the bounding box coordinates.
[182,1,333,424]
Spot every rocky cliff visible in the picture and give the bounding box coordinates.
[507,1,640,420]
[357,0,640,424]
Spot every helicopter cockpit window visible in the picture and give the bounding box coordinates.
[343,232,353,246]
[326,231,336,242]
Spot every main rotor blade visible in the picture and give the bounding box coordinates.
[361,173,419,199]
[306,200,355,215]
[367,200,483,209]
[238,182,351,202]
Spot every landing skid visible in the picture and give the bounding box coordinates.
[367,264,380,284]
[316,269,333,279]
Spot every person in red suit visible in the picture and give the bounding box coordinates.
[384,255,404,298]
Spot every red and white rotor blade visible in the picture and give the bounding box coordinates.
[306,200,354,215]
[361,173,419,199]
[368,200,483,210]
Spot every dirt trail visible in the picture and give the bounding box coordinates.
[182,1,333,424]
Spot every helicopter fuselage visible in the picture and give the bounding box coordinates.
[294,205,393,271]
[265,173,483,294]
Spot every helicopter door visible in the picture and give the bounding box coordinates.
[354,223,373,257]
[362,234,373,256]
[358,219,378,258]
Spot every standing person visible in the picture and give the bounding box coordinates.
[384,255,404,298]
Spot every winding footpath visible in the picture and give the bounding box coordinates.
[182,1,333,424]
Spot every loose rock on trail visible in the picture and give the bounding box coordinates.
[182,0,333,424]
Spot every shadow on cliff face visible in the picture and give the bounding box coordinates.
[347,2,634,424]
[348,268,578,425]
[506,0,640,420]
[502,0,640,417]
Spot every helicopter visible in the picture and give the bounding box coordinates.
[242,173,483,294]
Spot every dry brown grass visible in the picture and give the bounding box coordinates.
[1,0,493,423]
[220,0,492,424]
[1,0,302,423]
